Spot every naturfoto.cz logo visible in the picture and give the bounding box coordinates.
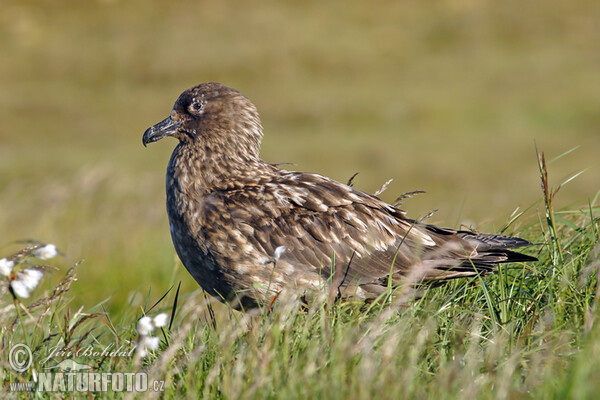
[7,343,165,393]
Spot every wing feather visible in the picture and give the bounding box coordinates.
[199,169,534,300]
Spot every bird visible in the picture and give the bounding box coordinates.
[142,82,537,310]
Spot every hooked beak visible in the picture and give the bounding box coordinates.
[142,116,183,147]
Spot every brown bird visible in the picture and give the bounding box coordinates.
[143,83,536,309]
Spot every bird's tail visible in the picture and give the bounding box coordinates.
[423,231,538,281]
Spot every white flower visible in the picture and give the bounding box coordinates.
[10,281,30,298]
[136,313,168,357]
[0,258,14,277]
[153,313,168,328]
[273,246,286,262]
[10,269,43,298]
[137,316,154,335]
[34,244,58,260]
[138,336,160,358]
[137,313,169,335]
[144,336,160,351]
[19,269,43,288]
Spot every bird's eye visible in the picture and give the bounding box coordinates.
[189,100,205,113]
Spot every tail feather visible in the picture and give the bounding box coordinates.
[422,236,537,282]
[424,224,534,250]
[459,232,534,250]
[464,249,538,267]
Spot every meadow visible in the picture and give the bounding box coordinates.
[1,0,599,398]
[1,169,598,398]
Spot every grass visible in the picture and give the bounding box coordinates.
[0,154,598,399]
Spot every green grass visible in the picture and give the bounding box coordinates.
[1,156,599,399]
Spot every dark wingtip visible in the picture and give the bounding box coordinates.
[503,249,538,263]
[459,232,537,250]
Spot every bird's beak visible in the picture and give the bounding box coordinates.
[142,116,183,147]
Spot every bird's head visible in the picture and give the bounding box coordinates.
[143,83,263,160]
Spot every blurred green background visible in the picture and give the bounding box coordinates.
[1,0,598,313]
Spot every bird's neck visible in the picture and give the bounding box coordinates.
[167,142,269,195]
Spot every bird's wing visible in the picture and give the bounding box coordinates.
[199,170,513,296]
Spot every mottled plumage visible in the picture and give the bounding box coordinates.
[143,83,536,309]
